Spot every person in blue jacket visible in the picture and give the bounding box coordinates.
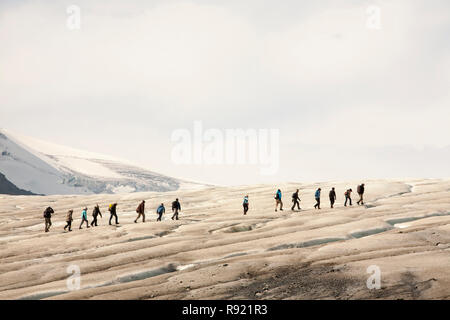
[275,189,283,212]
[79,207,90,229]
[156,203,165,222]
[314,188,321,210]
[243,195,249,215]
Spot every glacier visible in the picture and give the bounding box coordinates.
[0,129,193,195]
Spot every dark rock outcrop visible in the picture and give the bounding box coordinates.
[0,172,36,195]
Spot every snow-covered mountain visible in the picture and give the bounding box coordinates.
[0,129,197,195]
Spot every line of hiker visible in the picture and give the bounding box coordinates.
[271,183,365,212]
[42,184,366,232]
[42,198,182,233]
[317,183,365,209]
[313,183,365,210]
[240,183,365,215]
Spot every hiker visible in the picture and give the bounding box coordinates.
[43,206,54,232]
[243,195,249,215]
[171,198,181,220]
[135,200,145,223]
[329,187,337,208]
[156,203,165,222]
[275,189,283,211]
[291,189,301,211]
[91,204,102,227]
[79,207,90,229]
[314,188,321,209]
[108,203,119,225]
[344,189,353,206]
[357,183,365,205]
[64,209,73,232]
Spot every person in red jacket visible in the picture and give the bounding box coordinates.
[64,209,73,232]
[344,189,353,206]
[357,184,365,205]
[135,200,145,223]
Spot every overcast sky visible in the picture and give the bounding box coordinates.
[1,0,449,185]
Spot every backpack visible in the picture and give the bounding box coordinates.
[43,207,53,218]
[357,185,362,194]
[292,193,296,199]
[172,201,177,209]
[157,206,164,214]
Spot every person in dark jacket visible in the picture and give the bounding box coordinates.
[156,203,165,222]
[64,209,73,232]
[291,189,301,211]
[314,188,321,209]
[357,183,365,205]
[43,207,54,232]
[344,189,353,206]
[108,203,119,225]
[79,207,90,229]
[91,204,102,227]
[275,189,283,212]
[329,187,337,208]
[171,198,181,220]
[243,195,249,215]
[135,200,146,223]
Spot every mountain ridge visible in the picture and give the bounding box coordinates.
[0,129,198,195]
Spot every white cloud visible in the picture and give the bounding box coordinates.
[0,2,259,108]
[261,2,414,86]
[0,0,449,184]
